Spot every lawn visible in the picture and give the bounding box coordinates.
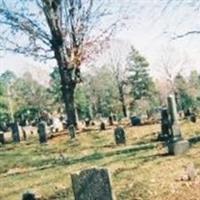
[1,120,200,200]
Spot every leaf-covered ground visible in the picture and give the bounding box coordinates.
[1,120,200,200]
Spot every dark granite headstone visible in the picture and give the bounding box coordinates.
[108,116,113,126]
[190,113,196,123]
[37,120,47,144]
[22,128,27,141]
[130,116,141,126]
[114,126,126,145]
[85,118,90,127]
[0,132,5,144]
[158,108,172,141]
[22,192,36,200]
[11,122,20,143]
[71,168,115,200]
[68,124,76,139]
[100,122,106,131]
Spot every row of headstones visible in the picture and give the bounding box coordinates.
[0,120,48,145]
[55,124,126,144]
[22,168,115,200]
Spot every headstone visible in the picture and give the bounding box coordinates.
[100,122,106,131]
[37,120,47,144]
[85,118,90,127]
[22,192,36,200]
[130,116,141,126]
[190,113,196,123]
[91,121,95,126]
[158,108,172,141]
[22,128,27,141]
[71,168,115,200]
[114,126,126,145]
[184,108,191,118]
[11,122,20,143]
[108,116,113,126]
[0,132,5,144]
[167,95,181,140]
[167,95,189,155]
[68,124,76,139]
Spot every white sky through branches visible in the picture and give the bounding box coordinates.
[0,0,200,79]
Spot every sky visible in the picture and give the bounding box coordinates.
[0,0,200,81]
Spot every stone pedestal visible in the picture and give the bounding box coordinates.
[71,168,115,200]
[168,140,190,155]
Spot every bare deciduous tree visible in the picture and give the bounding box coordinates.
[0,0,126,127]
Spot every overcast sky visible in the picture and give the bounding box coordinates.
[0,0,200,79]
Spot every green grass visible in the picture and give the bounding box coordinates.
[1,121,200,200]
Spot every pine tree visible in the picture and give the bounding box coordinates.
[127,46,154,100]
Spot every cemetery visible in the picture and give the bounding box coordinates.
[1,1,200,200]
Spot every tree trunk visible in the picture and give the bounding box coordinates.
[118,83,127,117]
[52,44,77,127]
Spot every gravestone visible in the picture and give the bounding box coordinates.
[100,122,106,131]
[11,122,20,143]
[158,108,172,141]
[91,121,95,126]
[0,132,5,144]
[130,116,141,126]
[108,116,113,126]
[114,126,126,145]
[190,113,196,123]
[22,128,27,141]
[85,118,90,127]
[22,192,36,200]
[68,124,76,139]
[37,120,47,144]
[71,168,115,200]
[167,95,189,155]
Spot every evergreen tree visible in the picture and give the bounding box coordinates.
[127,46,159,114]
[127,46,156,100]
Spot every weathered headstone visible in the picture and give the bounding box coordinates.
[108,116,113,126]
[0,132,5,144]
[68,124,76,139]
[71,168,115,200]
[167,95,189,155]
[158,108,172,141]
[22,128,27,141]
[91,121,95,126]
[22,192,36,200]
[37,120,47,144]
[11,122,20,143]
[85,118,90,127]
[190,113,196,123]
[130,116,141,126]
[100,122,106,131]
[114,126,126,145]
